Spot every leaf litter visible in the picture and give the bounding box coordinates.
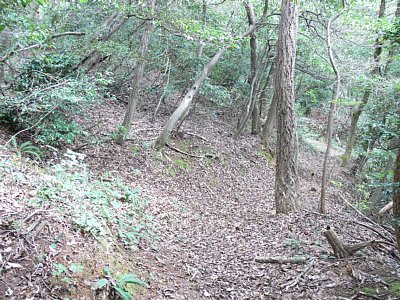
[0,98,399,299]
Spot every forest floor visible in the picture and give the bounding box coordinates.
[1,98,400,300]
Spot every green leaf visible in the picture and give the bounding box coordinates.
[68,263,84,273]
[117,273,148,287]
[93,278,109,290]
[0,24,5,32]
[114,286,132,300]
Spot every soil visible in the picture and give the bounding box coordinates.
[0,98,399,300]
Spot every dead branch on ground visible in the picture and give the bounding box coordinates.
[281,257,316,290]
[255,256,309,264]
[323,226,374,258]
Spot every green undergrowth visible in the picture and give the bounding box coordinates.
[0,149,158,250]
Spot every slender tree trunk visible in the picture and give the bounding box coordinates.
[261,94,277,147]
[320,8,345,214]
[260,63,277,148]
[274,0,299,214]
[118,0,155,143]
[342,0,385,167]
[153,1,270,149]
[248,3,259,135]
[236,2,270,137]
[393,150,400,251]
[258,62,274,120]
[197,0,207,58]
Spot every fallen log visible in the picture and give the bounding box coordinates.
[323,226,374,258]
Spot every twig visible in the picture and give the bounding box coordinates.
[350,220,395,244]
[183,131,209,142]
[255,256,309,264]
[22,209,54,223]
[166,143,215,159]
[153,57,171,122]
[339,194,393,238]
[281,258,316,290]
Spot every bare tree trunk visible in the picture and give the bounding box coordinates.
[261,95,277,146]
[118,0,155,143]
[235,2,270,137]
[320,8,345,214]
[393,150,400,251]
[260,65,276,147]
[197,0,207,58]
[153,47,228,149]
[342,0,386,167]
[274,0,299,214]
[153,1,270,149]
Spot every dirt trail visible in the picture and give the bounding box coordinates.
[78,100,400,299]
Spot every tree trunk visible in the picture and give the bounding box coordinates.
[118,0,155,143]
[393,150,400,251]
[258,62,274,119]
[342,0,386,167]
[260,62,276,147]
[153,1,270,149]
[196,0,207,58]
[235,3,266,137]
[153,47,228,149]
[274,0,299,214]
[320,8,345,214]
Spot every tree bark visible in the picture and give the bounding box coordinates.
[342,0,386,167]
[320,7,345,214]
[393,150,400,251]
[118,0,155,143]
[274,0,299,214]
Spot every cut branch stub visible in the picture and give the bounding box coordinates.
[323,226,374,258]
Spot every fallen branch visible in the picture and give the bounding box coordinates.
[255,256,309,264]
[183,131,209,142]
[166,143,215,159]
[378,201,393,216]
[339,194,393,237]
[351,219,395,244]
[281,257,316,290]
[323,226,374,258]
